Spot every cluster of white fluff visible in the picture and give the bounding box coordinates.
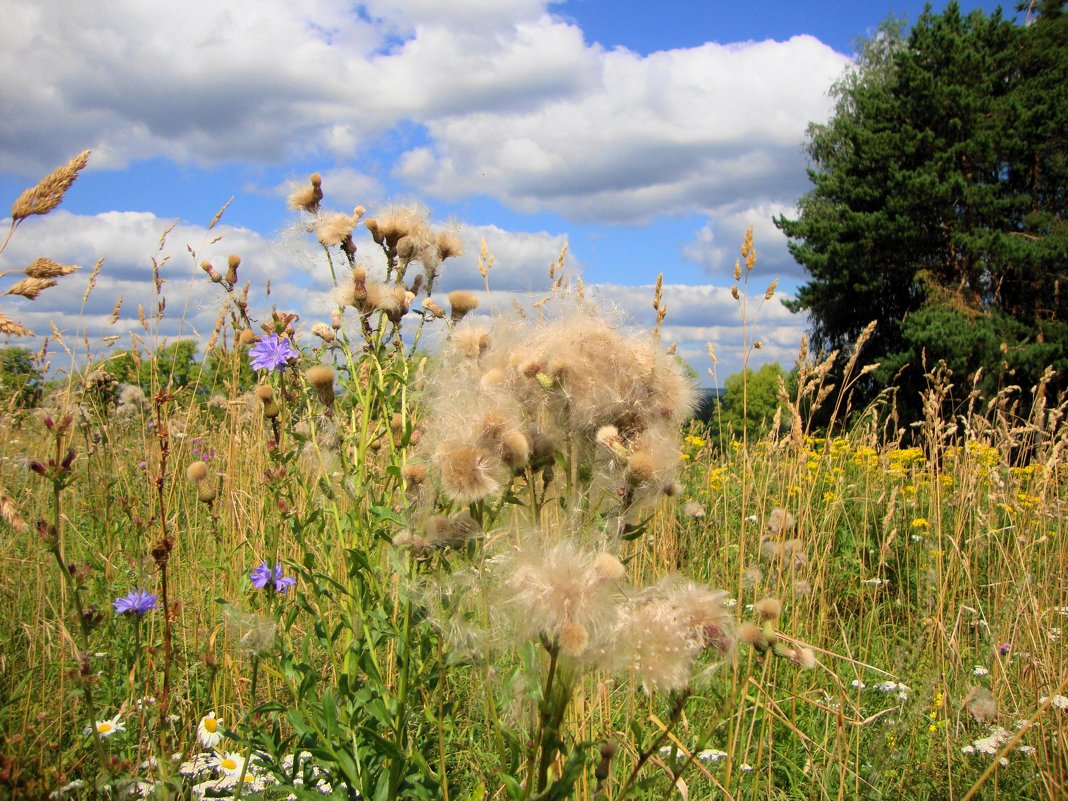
[412,297,698,520]
[408,295,738,694]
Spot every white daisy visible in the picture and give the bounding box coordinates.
[86,714,125,738]
[212,751,245,778]
[197,711,224,750]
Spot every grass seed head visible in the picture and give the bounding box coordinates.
[11,150,90,220]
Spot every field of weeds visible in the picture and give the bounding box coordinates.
[0,159,1065,801]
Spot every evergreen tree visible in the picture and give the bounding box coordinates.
[776,2,1068,417]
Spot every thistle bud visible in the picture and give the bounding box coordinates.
[224,254,240,285]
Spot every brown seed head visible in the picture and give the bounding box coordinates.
[447,290,479,322]
[11,150,90,220]
[24,258,78,279]
[437,231,463,260]
[755,597,782,621]
[6,277,57,300]
[0,312,33,337]
[185,461,209,483]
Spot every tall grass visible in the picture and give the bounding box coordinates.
[0,157,1064,801]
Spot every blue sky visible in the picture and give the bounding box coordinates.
[0,0,1011,384]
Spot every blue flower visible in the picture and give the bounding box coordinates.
[113,588,158,616]
[249,334,298,372]
[249,561,296,593]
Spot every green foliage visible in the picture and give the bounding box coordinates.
[777,1,1068,416]
[0,346,43,408]
[714,363,787,442]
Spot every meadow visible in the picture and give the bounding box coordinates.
[0,157,1065,800]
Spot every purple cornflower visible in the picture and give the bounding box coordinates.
[113,588,158,616]
[998,642,1011,656]
[250,561,296,593]
[249,333,298,372]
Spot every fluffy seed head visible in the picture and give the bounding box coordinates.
[437,231,463,260]
[401,463,427,485]
[254,384,274,402]
[755,597,782,621]
[311,322,334,343]
[186,461,209,483]
[287,173,323,212]
[238,328,259,346]
[767,507,795,534]
[738,621,767,648]
[438,445,502,504]
[315,212,355,246]
[447,290,479,321]
[559,621,590,656]
[499,430,530,470]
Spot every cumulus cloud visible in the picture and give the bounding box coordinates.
[395,36,848,223]
[1,0,846,232]
[683,200,801,278]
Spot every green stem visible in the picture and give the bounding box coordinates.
[49,482,110,778]
[616,691,689,799]
[234,656,259,799]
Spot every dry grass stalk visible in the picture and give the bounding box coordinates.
[82,257,104,303]
[109,295,123,325]
[0,492,26,533]
[6,277,57,300]
[24,258,78,279]
[10,150,90,221]
[0,311,33,337]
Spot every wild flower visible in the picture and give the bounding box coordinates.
[113,588,158,616]
[248,333,298,372]
[250,561,296,593]
[211,751,246,778]
[86,714,124,737]
[197,711,224,750]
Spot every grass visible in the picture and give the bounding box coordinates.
[0,158,1065,801]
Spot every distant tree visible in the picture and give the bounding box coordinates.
[776,2,1068,417]
[0,346,43,408]
[103,340,204,393]
[713,363,787,443]
[200,346,256,396]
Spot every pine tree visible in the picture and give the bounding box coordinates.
[776,2,1068,418]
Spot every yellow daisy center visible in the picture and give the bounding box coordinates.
[96,722,113,734]
[220,757,238,771]
[203,718,218,733]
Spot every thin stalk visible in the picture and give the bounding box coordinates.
[616,692,689,799]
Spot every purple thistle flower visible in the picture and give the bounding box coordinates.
[250,561,296,593]
[249,333,298,372]
[113,588,158,616]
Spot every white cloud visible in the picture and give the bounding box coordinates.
[1,0,847,236]
[396,36,848,223]
[683,200,800,278]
